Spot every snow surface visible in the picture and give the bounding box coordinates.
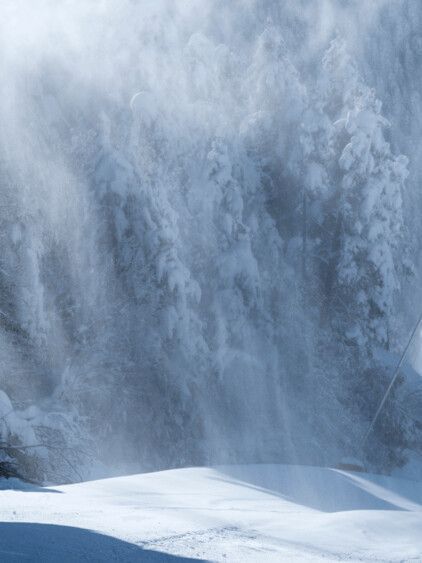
[0,464,421,562]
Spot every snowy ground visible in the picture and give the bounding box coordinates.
[0,464,421,562]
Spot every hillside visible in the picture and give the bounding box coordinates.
[0,464,421,561]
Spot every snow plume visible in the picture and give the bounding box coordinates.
[0,0,420,481]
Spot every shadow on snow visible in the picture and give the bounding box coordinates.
[215,464,422,513]
[0,523,204,562]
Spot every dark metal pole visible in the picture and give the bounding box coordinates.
[360,311,422,450]
[302,189,307,280]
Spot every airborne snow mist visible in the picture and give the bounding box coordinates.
[0,0,421,481]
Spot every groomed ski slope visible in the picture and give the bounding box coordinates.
[0,464,421,562]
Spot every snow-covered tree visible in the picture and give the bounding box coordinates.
[336,92,409,349]
[248,25,305,120]
[205,139,259,380]
[312,37,415,469]
[323,39,411,351]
